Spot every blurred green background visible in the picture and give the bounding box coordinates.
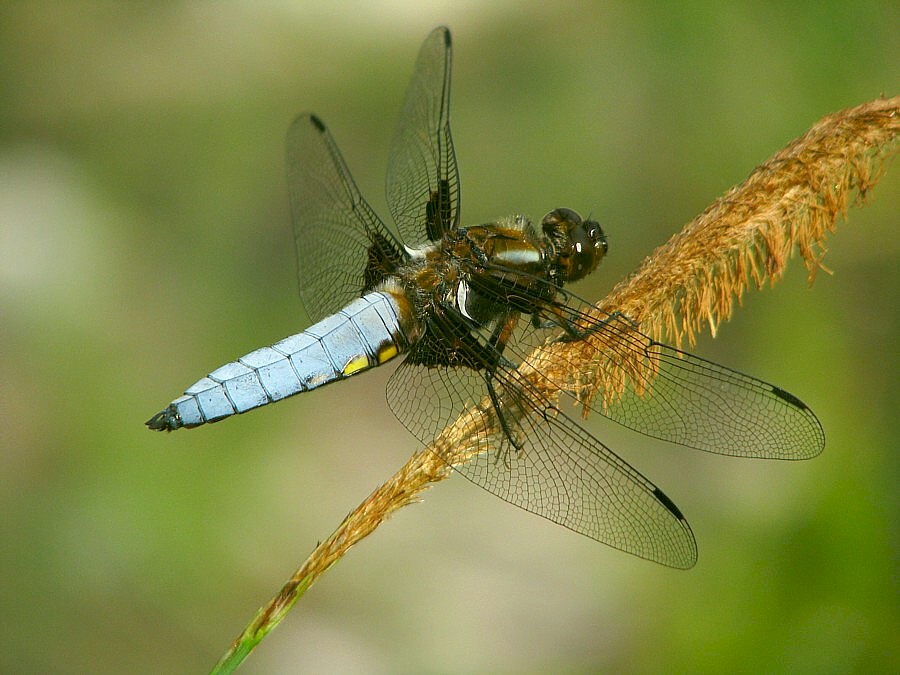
[2,3,897,673]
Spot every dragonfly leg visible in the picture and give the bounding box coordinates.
[483,314,525,454]
[555,308,638,342]
[484,369,523,457]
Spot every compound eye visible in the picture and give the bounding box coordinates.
[564,218,607,282]
[585,219,608,256]
[541,208,581,235]
[568,228,595,279]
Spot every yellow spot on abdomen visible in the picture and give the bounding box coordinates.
[377,343,398,363]
[342,355,370,376]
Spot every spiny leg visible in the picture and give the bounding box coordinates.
[483,314,526,453]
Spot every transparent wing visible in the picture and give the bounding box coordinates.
[584,320,825,459]
[286,113,405,323]
[386,26,460,246]
[386,339,698,569]
[468,274,825,460]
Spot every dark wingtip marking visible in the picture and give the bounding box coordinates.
[442,27,451,47]
[771,385,808,411]
[653,487,686,521]
[309,114,326,132]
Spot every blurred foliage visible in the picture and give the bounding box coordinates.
[1,2,896,673]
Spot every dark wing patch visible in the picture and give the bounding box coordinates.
[286,113,405,323]
[386,26,460,246]
[403,306,504,371]
[364,230,407,294]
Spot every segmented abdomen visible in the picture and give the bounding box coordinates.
[146,292,407,431]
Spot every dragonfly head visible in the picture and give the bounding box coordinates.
[541,208,608,284]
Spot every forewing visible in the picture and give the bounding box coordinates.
[386,318,698,568]
[487,281,825,460]
[286,113,405,323]
[386,26,460,246]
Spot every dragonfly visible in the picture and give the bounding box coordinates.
[147,27,824,568]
